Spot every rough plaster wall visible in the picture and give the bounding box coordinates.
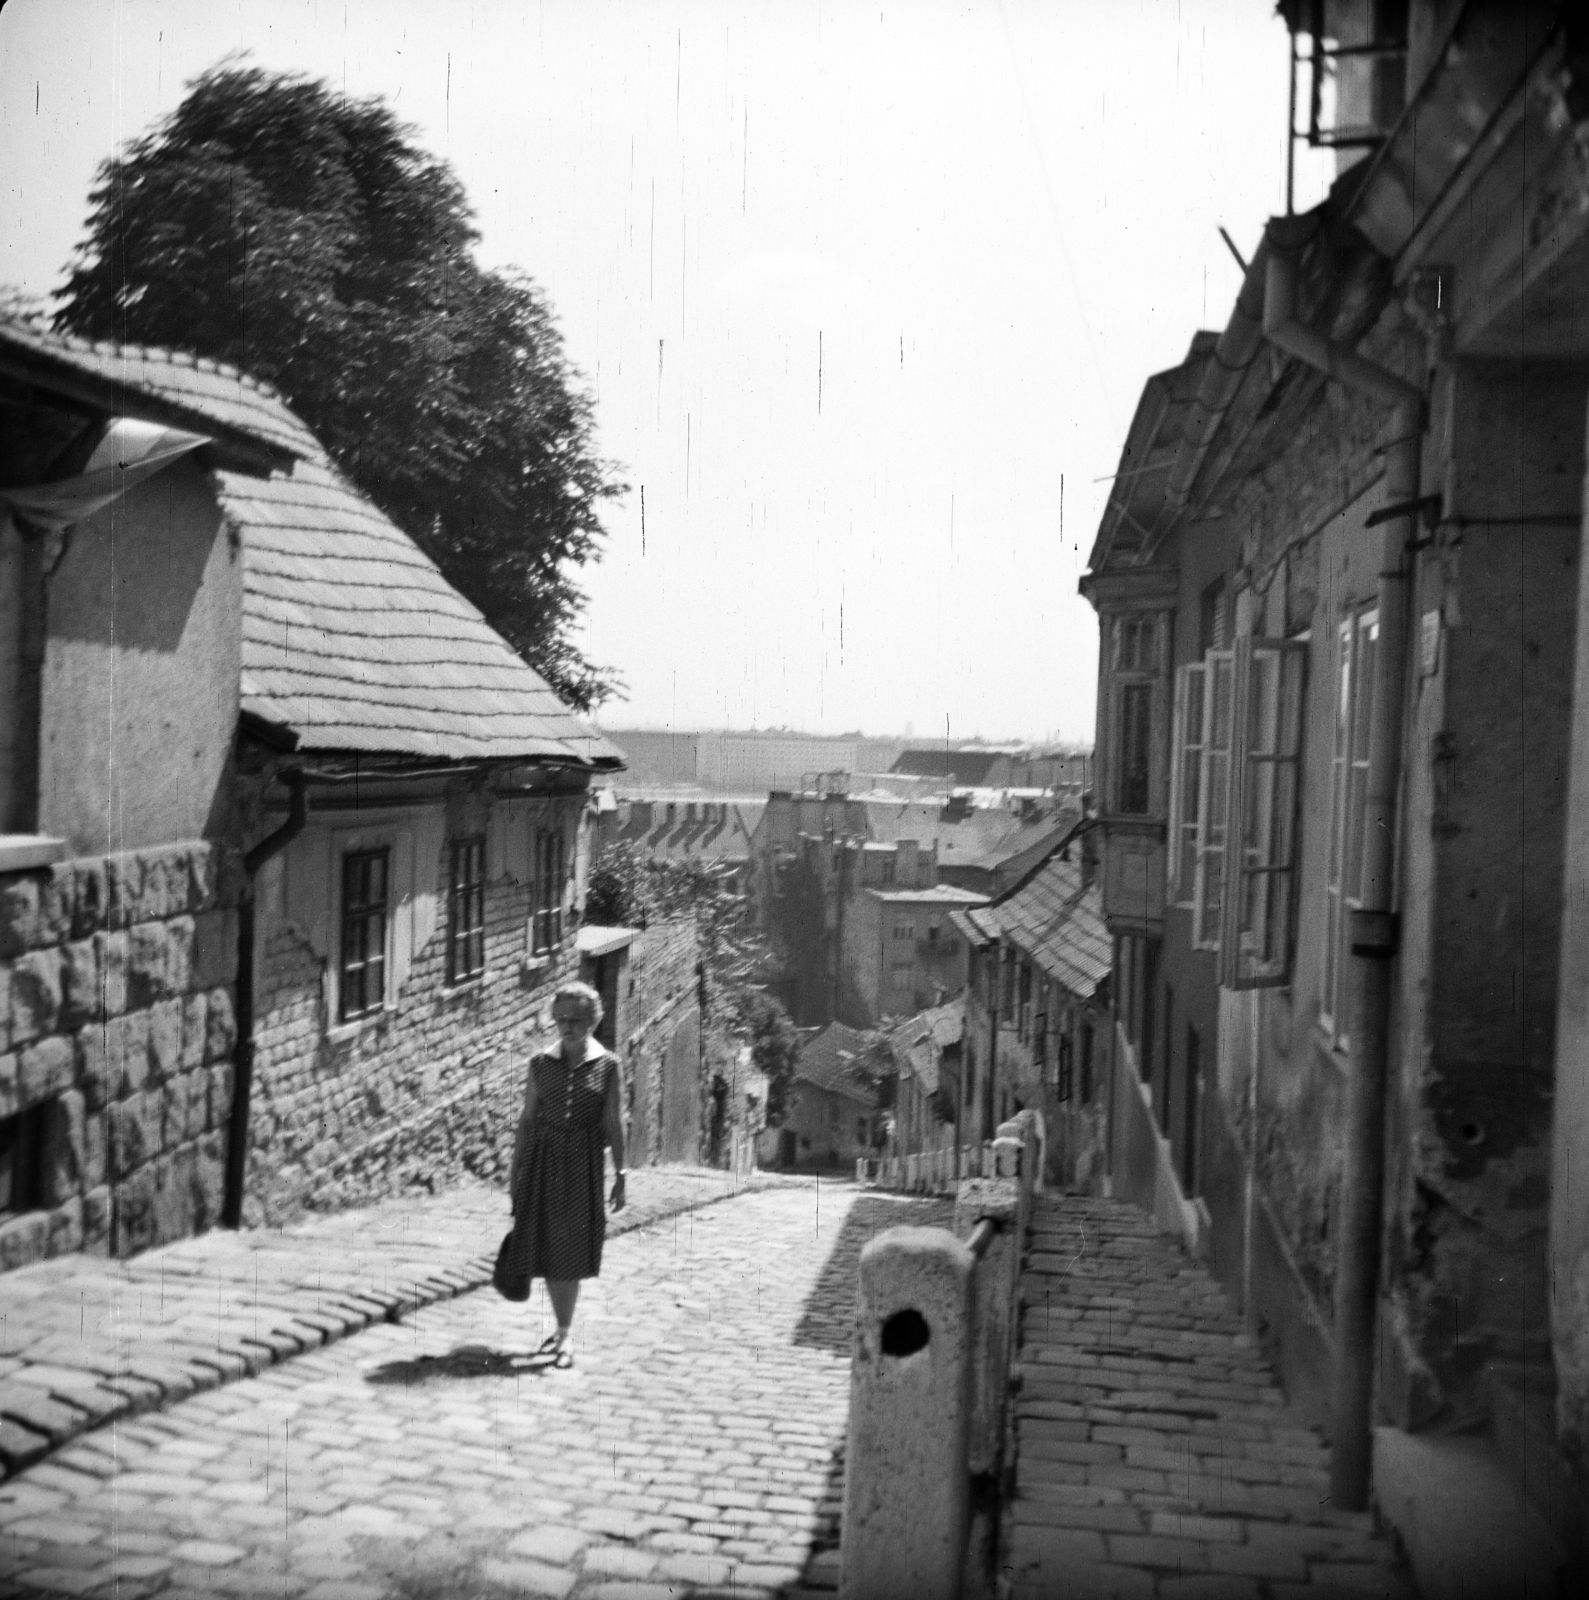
[39,463,240,857]
[0,513,22,831]
[616,919,700,1168]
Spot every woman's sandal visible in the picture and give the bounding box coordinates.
[533,1331,564,1359]
[552,1347,574,1370]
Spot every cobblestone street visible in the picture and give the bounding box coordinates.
[0,1181,949,1600]
[1008,1195,1413,1600]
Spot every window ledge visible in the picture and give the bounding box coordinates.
[444,970,491,996]
[0,835,68,874]
[327,1010,389,1046]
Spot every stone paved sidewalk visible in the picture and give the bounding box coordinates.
[0,1182,947,1599]
[1006,1193,1415,1600]
[0,1165,796,1483]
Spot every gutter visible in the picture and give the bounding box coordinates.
[223,770,308,1230]
[1263,242,1426,1512]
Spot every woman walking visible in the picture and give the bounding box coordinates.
[508,981,626,1367]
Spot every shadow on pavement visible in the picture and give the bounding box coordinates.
[363,1342,556,1386]
[791,1190,956,1354]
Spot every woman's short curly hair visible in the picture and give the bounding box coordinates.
[551,980,604,1027]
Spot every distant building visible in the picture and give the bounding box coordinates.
[887,1001,965,1164]
[595,796,765,893]
[774,1020,880,1170]
[598,729,701,788]
[695,731,859,792]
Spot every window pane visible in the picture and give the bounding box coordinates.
[1118,683,1152,814]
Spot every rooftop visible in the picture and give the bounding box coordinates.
[971,852,1110,999]
[794,1021,878,1105]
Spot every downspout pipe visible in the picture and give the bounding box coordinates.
[222,770,308,1229]
[1263,248,1425,1510]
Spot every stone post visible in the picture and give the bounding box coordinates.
[840,1226,974,1600]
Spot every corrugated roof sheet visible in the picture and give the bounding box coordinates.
[227,456,623,765]
[794,1021,878,1106]
[978,855,1111,999]
[868,885,990,906]
[0,318,321,466]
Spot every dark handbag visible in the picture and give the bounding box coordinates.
[493,1227,532,1301]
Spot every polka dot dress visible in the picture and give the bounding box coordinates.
[507,1047,617,1281]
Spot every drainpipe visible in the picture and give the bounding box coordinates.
[1263,247,1425,1509]
[223,770,308,1229]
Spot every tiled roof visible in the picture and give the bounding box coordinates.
[599,798,762,867]
[227,456,623,765]
[977,854,1110,999]
[891,749,1006,783]
[0,318,319,468]
[794,1022,877,1106]
[889,1000,965,1094]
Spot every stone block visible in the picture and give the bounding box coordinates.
[0,961,9,1054]
[69,858,109,939]
[136,851,175,922]
[208,1059,234,1132]
[0,873,41,957]
[82,1185,111,1255]
[96,929,128,1018]
[114,1166,155,1257]
[47,1194,84,1257]
[19,1035,74,1110]
[103,1010,151,1100]
[59,936,103,1029]
[8,947,62,1047]
[82,1104,107,1189]
[0,1209,49,1271]
[127,921,173,1009]
[155,1146,196,1246]
[109,1089,161,1180]
[0,1049,15,1119]
[206,987,237,1061]
[190,908,238,991]
[187,844,216,913]
[104,852,144,932]
[181,990,209,1070]
[41,1087,87,1204]
[169,1070,207,1144]
[146,998,183,1083]
[192,1131,225,1232]
[37,867,73,945]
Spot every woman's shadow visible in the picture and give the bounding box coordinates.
[364,1343,558,1387]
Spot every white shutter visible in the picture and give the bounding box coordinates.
[1221,639,1308,987]
[1191,650,1235,950]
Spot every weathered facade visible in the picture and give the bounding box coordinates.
[777,1020,880,1170]
[953,841,1111,1177]
[1081,0,1589,1547]
[0,320,298,1267]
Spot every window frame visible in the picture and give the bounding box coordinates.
[1321,608,1378,1044]
[531,825,567,957]
[339,847,391,1023]
[1167,659,1207,906]
[1220,636,1309,989]
[1191,649,1236,951]
[446,835,487,986]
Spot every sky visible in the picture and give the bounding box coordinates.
[0,0,1334,745]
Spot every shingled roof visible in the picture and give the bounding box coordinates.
[794,1021,878,1106]
[971,853,1110,999]
[0,319,315,472]
[1,318,621,768]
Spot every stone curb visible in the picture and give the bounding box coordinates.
[0,1169,806,1484]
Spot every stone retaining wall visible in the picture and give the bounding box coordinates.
[0,841,239,1269]
[617,920,701,1169]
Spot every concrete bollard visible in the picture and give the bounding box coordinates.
[954,1177,1022,1479]
[840,1227,975,1600]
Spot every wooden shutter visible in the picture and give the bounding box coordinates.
[1191,650,1235,950]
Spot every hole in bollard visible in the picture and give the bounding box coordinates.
[880,1308,930,1357]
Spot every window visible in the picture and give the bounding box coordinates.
[893,922,913,941]
[1079,1021,1094,1102]
[1168,635,1307,981]
[1001,949,1017,1021]
[1322,609,1378,1042]
[1222,638,1308,988]
[1102,609,1169,818]
[856,1117,867,1144]
[340,849,389,1022]
[447,836,486,985]
[532,827,566,955]
[1117,684,1153,815]
[1017,962,1033,1042]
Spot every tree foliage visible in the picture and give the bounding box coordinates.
[586,840,800,1124]
[54,62,622,709]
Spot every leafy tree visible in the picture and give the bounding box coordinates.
[54,62,622,709]
[736,989,801,1128]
